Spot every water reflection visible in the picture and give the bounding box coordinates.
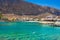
[0,22,17,26]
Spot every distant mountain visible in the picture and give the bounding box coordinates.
[0,0,60,16]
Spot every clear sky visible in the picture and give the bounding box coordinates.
[24,0,60,10]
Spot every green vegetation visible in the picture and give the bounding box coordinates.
[11,18,15,21]
[0,12,3,19]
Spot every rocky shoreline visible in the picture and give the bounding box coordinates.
[0,13,60,26]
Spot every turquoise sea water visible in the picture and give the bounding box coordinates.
[0,22,60,40]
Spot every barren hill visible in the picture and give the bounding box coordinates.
[0,0,60,16]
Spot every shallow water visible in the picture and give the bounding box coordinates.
[0,22,60,40]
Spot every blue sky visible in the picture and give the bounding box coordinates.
[24,0,60,10]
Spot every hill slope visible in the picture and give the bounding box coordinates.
[0,0,60,16]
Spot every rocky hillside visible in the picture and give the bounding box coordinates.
[0,0,60,16]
